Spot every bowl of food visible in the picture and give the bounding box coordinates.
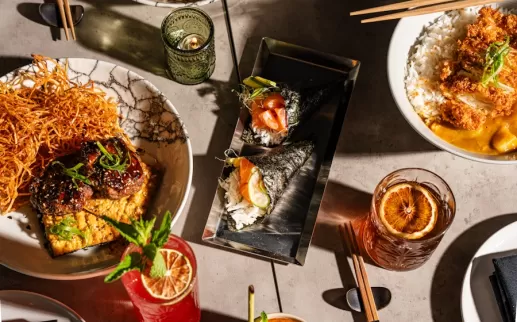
[254,312,306,322]
[388,5,517,163]
[0,55,192,279]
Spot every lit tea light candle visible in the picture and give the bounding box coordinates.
[178,33,206,50]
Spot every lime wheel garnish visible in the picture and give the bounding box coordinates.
[141,249,193,300]
[379,183,438,240]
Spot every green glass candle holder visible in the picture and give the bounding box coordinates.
[161,7,216,85]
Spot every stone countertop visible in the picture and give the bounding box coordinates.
[1,0,516,321]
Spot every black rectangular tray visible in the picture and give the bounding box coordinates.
[202,37,360,265]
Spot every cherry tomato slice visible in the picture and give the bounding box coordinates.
[262,93,285,110]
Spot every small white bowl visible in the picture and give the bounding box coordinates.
[254,313,306,322]
[387,9,517,164]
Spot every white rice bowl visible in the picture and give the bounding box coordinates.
[405,8,480,121]
[388,5,517,163]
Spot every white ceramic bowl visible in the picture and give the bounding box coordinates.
[0,58,193,279]
[387,9,517,164]
[254,313,306,322]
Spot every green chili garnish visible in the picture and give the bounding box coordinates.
[52,161,91,188]
[95,141,130,172]
[482,36,511,87]
[49,217,89,242]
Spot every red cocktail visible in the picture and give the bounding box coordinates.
[121,235,201,322]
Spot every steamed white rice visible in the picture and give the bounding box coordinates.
[219,169,266,230]
[405,8,479,120]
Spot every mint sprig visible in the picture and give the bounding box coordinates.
[103,211,173,283]
[260,311,268,322]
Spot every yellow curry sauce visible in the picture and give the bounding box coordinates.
[430,105,517,155]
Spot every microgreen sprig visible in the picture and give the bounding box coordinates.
[482,36,511,87]
[103,210,173,283]
[233,76,279,108]
[52,161,91,188]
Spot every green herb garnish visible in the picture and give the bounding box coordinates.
[103,210,173,283]
[260,311,268,322]
[52,161,91,188]
[482,36,511,87]
[96,141,130,172]
[49,216,89,242]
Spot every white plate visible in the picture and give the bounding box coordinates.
[133,0,218,8]
[461,221,517,322]
[0,290,84,322]
[0,58,192,280]
[387,4,517,164]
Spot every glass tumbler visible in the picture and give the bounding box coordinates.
[121,235,201,322]
[161,8,215,85]
[362,168,456,271]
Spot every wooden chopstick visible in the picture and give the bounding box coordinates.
[63,0,76,40]
[56,0,70,41]
[340,223,379,322]
[351,0,454,16]
[362,0,506,23]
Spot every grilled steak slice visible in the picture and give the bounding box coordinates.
[92,138,145,200]
[30,155,94,215]
[78,140,102,178]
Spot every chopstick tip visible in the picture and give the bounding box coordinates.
[248,285,254,294]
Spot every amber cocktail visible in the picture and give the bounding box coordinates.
[362,168,455,271]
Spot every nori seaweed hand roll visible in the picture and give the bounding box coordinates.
[239,76,338,147]
[219,141,315,230]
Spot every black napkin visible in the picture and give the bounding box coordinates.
[491,255,517,322]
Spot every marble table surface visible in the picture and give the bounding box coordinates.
[2,0,517,321]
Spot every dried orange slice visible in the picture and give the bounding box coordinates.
[141,249,193,301]
[379,183,438,240]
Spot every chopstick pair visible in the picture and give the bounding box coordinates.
[352,0,506,23]
[57,0,76,40]
[339,222,380,322]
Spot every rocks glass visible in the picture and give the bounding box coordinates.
[362,168,456,271]
[161,8,215,85]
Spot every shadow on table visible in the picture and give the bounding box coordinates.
[75,5,168,77]
[202,310,246,322]
[430,213,517,322]
[80,0,137,5]
[315,181,371,322]
[311,181,371,254]
[0,56,32,76]
[17,1,62,41]
[180,78,240,244]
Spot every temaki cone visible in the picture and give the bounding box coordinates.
[246,140,315,214]
[282,81,340,138]
[242,81,340,146]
